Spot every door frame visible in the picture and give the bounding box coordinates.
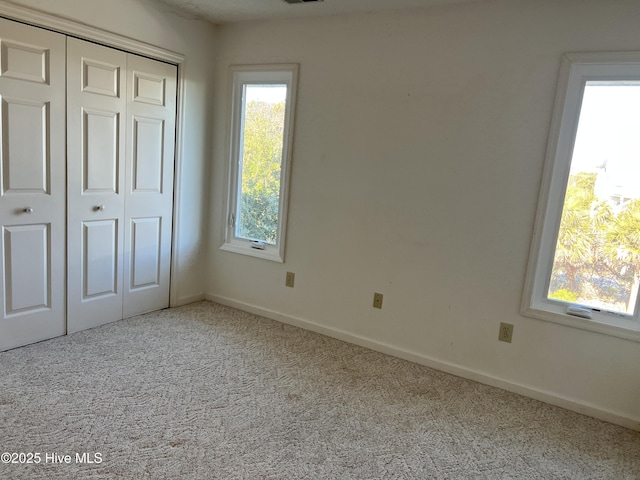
[0,1,186,308]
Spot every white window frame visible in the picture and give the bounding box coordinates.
[522,52,640,342]
[221,64,298,263]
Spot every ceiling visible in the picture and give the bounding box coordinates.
[152,0,479,24]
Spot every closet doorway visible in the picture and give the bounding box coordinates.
[0,16,179,350]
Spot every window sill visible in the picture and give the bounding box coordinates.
[521,304,640,343]
[220,242,284,263]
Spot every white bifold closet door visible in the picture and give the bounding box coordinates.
[0,18,177,351]
[0,19,67,351]
[66,38,177,333]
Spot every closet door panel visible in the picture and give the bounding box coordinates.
[3,224,49,313]
[123,54,176,318]
[2,98,49,193]
[83,109,119,192]
[67,38,126,333]
[0,18,66,351]
[83,219,119,297]
[131,117,163,192]
[130,216,161,288]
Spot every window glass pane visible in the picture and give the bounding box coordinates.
[548,82,640,315]
[236,84,287,244]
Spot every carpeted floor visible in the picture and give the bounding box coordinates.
[1,301,638,479]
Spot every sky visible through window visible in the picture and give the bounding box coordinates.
[571,83,640,185]
[245,84,286,104]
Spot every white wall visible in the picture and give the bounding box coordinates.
[4,0,216,305]
[207,0,640,429]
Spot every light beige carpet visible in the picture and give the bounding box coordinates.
[1,301,638,479]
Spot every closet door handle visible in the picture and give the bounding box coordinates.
[94,205,105,212]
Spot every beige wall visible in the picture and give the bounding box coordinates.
[5,0,638,430]
[4,0,216,305]
[207,0,640,428]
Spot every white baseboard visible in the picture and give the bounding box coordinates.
[173,293,206,307]
[205,293,640,432]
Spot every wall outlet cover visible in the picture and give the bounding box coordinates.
[498,322,513,343]
[286,272,295,288]
[373,292,383,309]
